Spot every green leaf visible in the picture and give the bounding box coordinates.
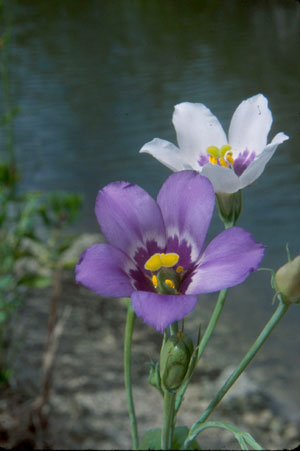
[187,421,263,451]
[17,274,52,289]
[140,426,200,450]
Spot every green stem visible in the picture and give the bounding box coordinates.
[175,289,228,413]
[185,301,289,448]
[124,301,139,450]
[197,289,227,361]
[161,390,176,449]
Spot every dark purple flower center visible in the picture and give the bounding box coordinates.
[198,145,256,177]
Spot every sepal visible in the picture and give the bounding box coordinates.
[216,190,242,228]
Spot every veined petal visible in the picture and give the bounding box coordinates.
[139,138,192,172]
[75,243,134,297]
[95,181,166,261]
[185,227,265,294]
[201,163,240,194]
[131,291,198,332]
[239,132,289,189]
[157,171,215,267]
[173,102,227,162]
[228,94,272,154]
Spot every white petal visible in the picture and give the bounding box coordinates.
[239,132,289,189]
[201,164,240,194]
[139,138,192,172]
[172,102,227,161]
[228,94,273,154]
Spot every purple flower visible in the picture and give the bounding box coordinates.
[76,171,265,332]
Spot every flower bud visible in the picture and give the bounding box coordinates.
[216,190,242,228]
[160,332,194,392]
[275,255,300,303]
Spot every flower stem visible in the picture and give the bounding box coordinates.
[185,300,289,448]
[124,300,139,450]
[175,289,228,413]
[161,390,176,450]
[197,289,228,361]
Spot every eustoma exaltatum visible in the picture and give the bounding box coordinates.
[139,94,289,194]
[76,171,265,332]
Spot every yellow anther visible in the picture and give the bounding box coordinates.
[165,279,175,289]
[226,151,234,165]
[152,274,158,288]
[160,253,179,267]
[145,252,179,271]
[176,265,184,274]
[219,157,228,167]
[206,146,220,158]
[145,253,162,271]
[209,155,218,165]
[220,144,232,157]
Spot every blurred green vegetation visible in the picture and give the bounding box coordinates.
[0,0,82,385]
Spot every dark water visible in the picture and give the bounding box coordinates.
[2,0,300,420]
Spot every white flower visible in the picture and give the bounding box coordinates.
[139,94,289,194]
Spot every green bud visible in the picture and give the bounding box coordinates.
[216,190,242,228]
[160,332,194,392]
[275,255,300,304]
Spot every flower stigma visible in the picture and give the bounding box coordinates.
[206,145,234,168]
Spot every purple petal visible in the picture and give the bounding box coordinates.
[95,181,166,262]
[76,243,134,297]
[131,291,199,332]
[157,171,215,267]
[185,227,265,294]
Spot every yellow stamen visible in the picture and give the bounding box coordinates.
[206,146,219,158]
[165,279,175,289]
[145,253,162,271]
[144,252,179,271]
[220,144,232,157]
[226,151,234,165]
[209,155,218,165]
[219,157,228,167]
[176,265,184,273]
[152,274,158,288]
[160,253,179,267]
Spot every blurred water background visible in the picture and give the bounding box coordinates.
[2,0,300,422]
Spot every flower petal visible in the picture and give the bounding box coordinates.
[173,102,227,162]
[185,227,265,294]
[228,94,272,154]
[95,181,166,261]
[200,163,240,194]
[157,171,215,267]
[76,243,134,297]
[131,291,199,332]
[139,138,192,172]
[238,132,289,189]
